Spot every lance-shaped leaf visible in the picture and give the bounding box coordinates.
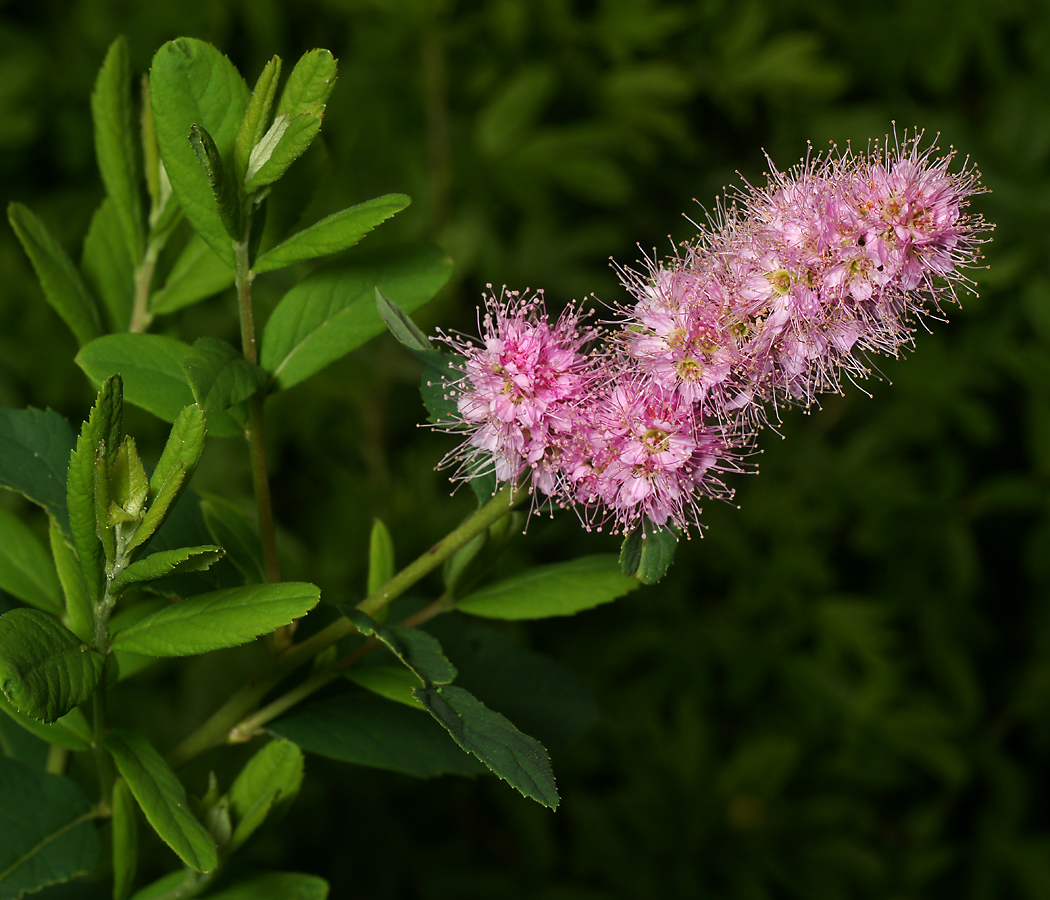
[150,39,249,265]
[110,545,224,595]
[234,55,282,183]
[149,232,235,315]
[269,691,482,779]
[129,404,207,551]
[415,684,559,809]
[204,872,329,900]
[7,202,103,347]
[67,375,123,604]
[342,607,456,686]
[276,48,337,120]
[0,508,62,613]
[376,287,431,352]
[456,555,638,620]
[109,582,320,657]
[200,495,264,584]
[0,756,100,899]
[252,193,409,274]
[183,337,267,412]
[81,196,135,331]
[0,609,104,723]
[112,777,139,900]
[367,519,395,596]
[0,408,76,537]
[0,693,92,752]
[227,738,303,853]
[619,519,679,584]
[345,665,424,709]
[92,35,145,261]
[49,520,93,644]
[103,728,218,872]
[260,243,452,389]
[189,124,241,240]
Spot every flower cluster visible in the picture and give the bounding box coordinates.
[436,135,986,535]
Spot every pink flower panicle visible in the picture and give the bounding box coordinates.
[436,133,987,535]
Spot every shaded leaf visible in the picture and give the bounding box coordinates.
[0,694,92,752]
[345,665,423,709]
[619,519,679,584]
[204,872,328,900]
[376,287,431,352]
[183,337,267,411]
[112,778,138,900]
[49,521,92,644]
[200,495,264,584]
[0,408,75,536]
[81,197,135,332]
[188,124,241,240]
[0,508,62,613]
[342,607,457,686]
[227,738,304,853]
[367,519,395,596]
[149,232,235,316]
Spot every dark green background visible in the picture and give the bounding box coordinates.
[2,0,1048,897]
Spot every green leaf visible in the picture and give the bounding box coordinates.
[276,49,338,120]
[129,872,195,900]
[150,39,249,265]
[81,197,135,332]
[203,872,329,900]
[92,36,145,262]
[252,193,410,275]
[234,55,282,184]
[112,778,138,900]
[269,691,482,779]
[244,114,321,193]
[149,232,235,315]
[76,334,241,437]
[109,601,165,683]
[0,509,62,613]
[367,519,395,596]
[110,545,224,595]
[415,684,559,808]
[342,608,457,686]
[0,609,104,723]
[200,495,264,584]
[345,664,423,709]
[7,202,103,347]
[183,337,267,411]
[619,519,679,584]
[188,124,241,240]
[67,375,123,603]
[0,694,92,752]
[260,243,452,389]
[0,408,75,536]
[49,520,93,644]
[456,555,638,620]
[110,582,320,657]
[0,756,99,899]
[227,738,303,853]
[103,728,217,872]
[376,287,432,352]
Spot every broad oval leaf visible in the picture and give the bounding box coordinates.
[150,39,249,264]
[203,872,329,900]
[252,193,410,274]
[103,728,217,873]
[456,555,638,620]
[227,738,304,853]
[0,608,104,723]
[0,756,100,899]
[149,232,235,315]
[269,690,482,779]
[260,243,452,389]
[109,582,321,657]
[0,408,75,536]
[183,337,267,411]
[76,334,241,437]
[0,508,62,613]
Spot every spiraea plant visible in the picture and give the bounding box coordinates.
[0,35,986,900]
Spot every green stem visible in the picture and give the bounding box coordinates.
[128,237,162,333]
[167,483,525,768]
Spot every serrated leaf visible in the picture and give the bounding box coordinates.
[111,545,224,595]
[0,756,100,900]
[103,728,217,872]
[367,519,394,596]
[76,334,241,437]
[252,193,409,274]
[109,582,320,657]
[200,495,264,584]
[81,197,135,332]
[0,609,104,723]
[619,519,679,584]
[112,778,138,900]
[234,55,282,184]
[0,509,62,613]
[188,124,241,240]
[457,555,638,620]
[7,202,103,346]
[269,691,482,778]
[0,694,92,752]
[227,738,303,854]
[342,607,456,686]
[203,872,329,900]
[260,243,452,389]
[92,35,145,262]
[149,232,235,315]
[49,520,93,644]
[150,39,249,265]
[0,408,75,536]
[183,337,267,411]
[415,684,559,808]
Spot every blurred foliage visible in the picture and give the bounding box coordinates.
[2,0,1049,897]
